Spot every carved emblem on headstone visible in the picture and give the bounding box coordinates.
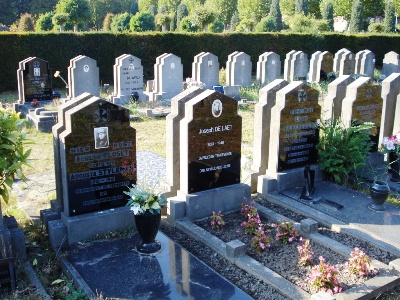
[83,65,90,72]
[94,107,108,123]
[365,89,373,99]
[33,61,41,76]
[298,90,307,102]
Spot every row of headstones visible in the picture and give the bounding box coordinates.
[18,50,400,105]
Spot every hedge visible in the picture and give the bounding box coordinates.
[1,31,400,93]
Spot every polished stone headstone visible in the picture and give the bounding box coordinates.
[66,232,251,299]
[164,87,204,197]
[380,73,400,145]
[341,77,382,149]
[21,57,53,103]
[192,52,219,89]
[268,82,320,172]
[180,90,241,194]
[111,54,145,104]
[59,97,136,216]
[68,56,100,98]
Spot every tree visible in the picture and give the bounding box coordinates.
[208,19,224,32]
[331,0,352,19]
[138,0,157,12]
[204,0,237,27]
[349,0,363,33]
[384,0,396,33]
[148,4,157,15]
[36,12,55,31]
[0,0,18,25]
[110,12,132,32]
[295,0,308,15]
[18,13,34,32]
[255,16,276,32]
[230,10,240,30]
[176,2,188,28]
[332,0,383,20]
[29,0,58,16]
[55,0,92,31]
[309,0,321,18]
[130,11,156,31]
[280,0,295,16]
[237,0,270,22]
[52,12,69,31]
[178,16,198,31]
[269,0,282,31]
[321,0,334,31]
[131,0,139,15]
[155,12,171,30]
[102,12,114,31]
[191,5,215,31]
[159,4,168,13]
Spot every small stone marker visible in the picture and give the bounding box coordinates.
[309,51,334,83]
[333,48,348,73]
[111,54,145,104]
[192,52,219,89]
[68,55,100,98]
[180,90,242,193]
[153,53,183,100]
[226,52,252,86]
[256,52,281,84]
[290,51,308,81]
[20,57,53,103]
[341,77,382,149]
[268,81,320,172]
[323,75,354,122]
[59,97,136,216]
[355,50,375,78]
[382,51,400,78]
[339,50,355,76]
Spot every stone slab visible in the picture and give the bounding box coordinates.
[64,231,251,299]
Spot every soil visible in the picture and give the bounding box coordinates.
[160,196,399,300]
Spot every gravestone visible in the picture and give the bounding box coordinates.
[284,50,297,81]
[111,54,145,105]
[20,57,53,103]
[339,50,355,76]
[164,87,204,197]
[226,52,252,86]
[257,52,281,84]
[225,51,239,86]
[355,50,375,78]
[382,51,400,78]
[59,98,136,216]
[192,52,219,89]
[394,94,400,135]
[268,82,320,172]
[67,55,84,99]
[244,79,289,191]
[68,56,100,99]
[333,48,349,73]
[153,53,183,100]
[290,51,308,81]
[168,89,250,221]
[341,77,382,149]
[17,57,33,103]
[309,51,334,83]
[379,73,400,145]
[323,75,354,122]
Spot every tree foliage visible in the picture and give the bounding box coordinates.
[102,13,114,31]
[190,5,215,30]
[130,11,156,31]
[138,0,158,12]
[55,0,92,31]
[18,13,35,32]
[349,0,363,33]
[208,19,224,32]
[321,0,334,31]
[230,10,240,30]
[237,0,270,22]
[295,0,308,15]
[384,0,396,33]
[204,0,237,27]
[286,13,330,32]
[178,15,198,31]
[269,0,282,31]
[280,0,295,16]
[36,12,55,31]
[255,16,277,32]
[111,12,132,32]
[176,2,188,28]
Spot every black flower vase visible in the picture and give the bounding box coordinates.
[134,213,161,254]
[368,181,390,212]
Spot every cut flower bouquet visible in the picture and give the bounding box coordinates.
[381,131,400,156]
[124,184,167,215]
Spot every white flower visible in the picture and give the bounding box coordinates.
[130,203,143,215]
[386,140,396,151]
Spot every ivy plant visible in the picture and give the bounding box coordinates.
[0,108,30,203]
[316,118,374,184]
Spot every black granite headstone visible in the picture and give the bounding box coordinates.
[60,98,136,216]
[278,84,320,171]
[182,90,241,193]
[22,58,53,102]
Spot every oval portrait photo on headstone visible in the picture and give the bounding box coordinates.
[212,99,222,118]
[94,127,109,149]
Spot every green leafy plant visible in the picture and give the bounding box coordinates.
[210,211,225,230]
[345,247,372,276]
[297,237,314,266]
[306,256,342,295]
[240,200,261,235]
[0,108,31,203]
[275,219,298,244]
[316,119,374,183]
[251,227,272,255]
[124,184,167,215]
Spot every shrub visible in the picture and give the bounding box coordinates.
[209,20,224,33]
[316,119,374,183]
[251,227,272,254]
[255,16,277,32]
[0,108,30,203]
[368,22,385,33]
[102,13,114,31]
[275,219,298,244]
[306,256,342,294]
[210,211,225,230]
[178,16,198,32]
[18,13,35,32]
[297,238,314,266]
[36,12,55,32]
[130,12,155,32]
[345,247,372,276]
[111,12,132,32]
[285,13,329,33]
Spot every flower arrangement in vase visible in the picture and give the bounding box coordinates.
[380,131,400,182]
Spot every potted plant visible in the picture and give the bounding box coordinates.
[380,131,400,183]
[124,184,167,254]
